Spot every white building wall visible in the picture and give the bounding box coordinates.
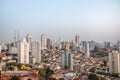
[32,41,41,63]
[85,42,90,57]
[69,54,73,70]
[61,52,73,70]
[41,34,47,49]
[8,47,18,54]
[109,51,120,73]
[18,39,29,64]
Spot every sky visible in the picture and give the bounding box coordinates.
[0,0,120,43]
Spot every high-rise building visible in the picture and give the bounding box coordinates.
[58,38,62,50]
[89,41,96,51]
[41,34,47,49]
[65,41,70,50]
[75,34,80,47]
[14,30,20,47]
[47,38,51,49]
[8,47,18,54]
[53,41,58,49]
[26,34,32,52]
[18,39,29,64]
[31,40,41,63]
[61,51,73,70]
[109,51,120,73]
[85,42,90,57]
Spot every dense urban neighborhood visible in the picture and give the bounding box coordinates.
[0,34,120,80]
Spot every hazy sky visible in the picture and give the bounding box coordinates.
[0,0,120,43]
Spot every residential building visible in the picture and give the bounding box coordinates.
[41,34,47,49]
[47,38,51,49]
[109,51,120,73]
[75,34,80,47]
[31,40,41,63]
[18,39,29,64]
[85,42,90,57]
[61,51,73,70]
[26,34,32,52]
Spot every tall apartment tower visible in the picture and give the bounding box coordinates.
[18,39,29,64]
[109,51,120,73]
[65,41,70,50]
[41,34,47,49]
[58,38,62,50]
[47,38,51,49]
[26,34,32,52]
[75,34,80,47]
[31,41,41,63]
[85,42,90,57]
[61,51,73,70]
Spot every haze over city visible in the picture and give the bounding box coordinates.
[0,0,120,42]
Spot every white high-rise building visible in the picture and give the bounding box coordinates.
[109,51,120,73]
[26,34,32,52]
[58,38,62,50]
[41,34,47,49]
[85,42,90,57]
[18,39,29,64]
[31,40,41,63]
[61,51,73,70]
[75,34,80,47]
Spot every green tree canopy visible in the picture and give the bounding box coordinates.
[88,74,99,80]
[11,75,20,80]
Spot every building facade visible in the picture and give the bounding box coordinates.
[85,42,90,57]
[75,34,80,47]
[109,51,120,73]
[31,41,41,63]
[18,39,29,64]
[61,51,73,70]
[26,34,32,52]
[41,34,47,49]
[47,38,51,49]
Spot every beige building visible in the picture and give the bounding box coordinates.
[31,40,41,63]
[41,34,47,49]
[75,34,80,47]
[109,51,120,73]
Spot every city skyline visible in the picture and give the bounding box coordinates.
[0,0,120,42]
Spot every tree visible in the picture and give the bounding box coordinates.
[111,73,119,77]
[88,74,99,80]
[11,75,20,80]
[89,67,95,73]
[46,68,54,79]
[28,78,32,80]
[38,68,46,78]
[64,65,68,69]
